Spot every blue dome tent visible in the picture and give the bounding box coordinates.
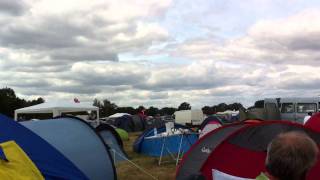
[0,114,88,179]
[96,124,128,163]
[21,116,117,180]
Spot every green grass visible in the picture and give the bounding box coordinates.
[116,132,177,180]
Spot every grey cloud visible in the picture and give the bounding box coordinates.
[149,92,169,99]
[72,72,148,86]
[50,85,101,95]
[0,8,166,63]
[0,0,28,16]
[7,80,50,88]
[278,79,320,90]
[51,49,118,61]
[287,33,320,51]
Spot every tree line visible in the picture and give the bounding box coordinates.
[0,87,44,117]
[0,87,246,118]
[93,99,245,117]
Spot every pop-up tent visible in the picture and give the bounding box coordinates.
[198,121,320,180]
[133,124,198,157]
[199,116,222,138]
[177,120,320,180]
[305,112,320,132]
[21,116,116,180]
[96,124,128,163]
[176,122,253,180]
[114,115,135,132]
[0,114,88,179]
[15,101,99,125]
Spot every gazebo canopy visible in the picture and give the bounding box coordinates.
[15,101,99,122]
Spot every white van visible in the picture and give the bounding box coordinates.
[174,110,204,126]
[264,97,320,123]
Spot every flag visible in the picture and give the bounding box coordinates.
[74,98,80,103]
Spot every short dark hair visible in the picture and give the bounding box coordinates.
[308,112,313,116]
[266,131,318,180]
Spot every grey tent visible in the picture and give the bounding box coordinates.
[96,124,127,163]
[21,116,116,180]
[132,115,145,131]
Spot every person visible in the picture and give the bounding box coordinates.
[256,131,318,180]
[303,112,313,124]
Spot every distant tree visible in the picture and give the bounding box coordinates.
[159,107,177,116]
[137,106,146,113]
[116,107,136,115]
[202,106,213,115]
[254,100,264,108]
[93,99,104,117]
[102,99,117,116]
[227,102,244,111]
[178,102,191,110]
[146,106,159,116]
[28,97,45,106]
[93,98,102,108]
[0,87,44,117]
[215,103,227,112]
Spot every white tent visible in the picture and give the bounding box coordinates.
[14,101,99,124]
[108,113,130,119]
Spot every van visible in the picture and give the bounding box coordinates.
[264,97,320,123]
[174,110,204,126]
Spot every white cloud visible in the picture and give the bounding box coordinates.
[1,2,320,108]
[0,0,171,65]
[172,9,320,66]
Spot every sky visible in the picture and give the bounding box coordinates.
[1,0,320,108]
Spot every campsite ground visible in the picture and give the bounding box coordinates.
[116,132,177,180]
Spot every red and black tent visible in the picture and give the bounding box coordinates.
[177,120,320,180]
[176,121,260,180]
[305,112,320,132]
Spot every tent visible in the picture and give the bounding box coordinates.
[133,124,198,157]
[114,115,135,132]
[108,113,131,119]
[176,122,249,180]
[199,116,222,138]
[200,116,221,130]
[305,112,320,132]
[15,101,99,125]
[196,121,320,179]
[0,114,88,179]
[96,124,128,163]
[21,116,116,180]
[132,115,145,131]
[115,128,129,141]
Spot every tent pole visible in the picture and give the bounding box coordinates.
[176,134,184,166]
[158,137,166,166]
[14,111,18,121]
[113,149,116,164]
[97,110,100,126]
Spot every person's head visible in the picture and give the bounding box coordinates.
[308,112,313,116]
[266,131,318,180]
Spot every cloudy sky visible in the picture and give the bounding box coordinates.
[1,0,320,108]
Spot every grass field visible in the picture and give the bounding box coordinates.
[116,132,177,180]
